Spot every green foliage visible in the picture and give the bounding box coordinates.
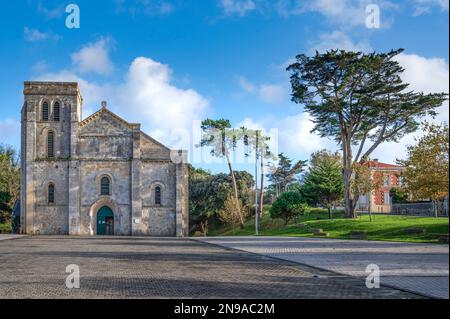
[398,122,449,201]
[267,153,307,196]
[0,145,20,232]
[390,187,409,204]
[301,150,343,218]
[270,191,307,225]
[188,165,254,235]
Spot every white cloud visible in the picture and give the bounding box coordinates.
[412,0,449,15]
[395,53,449,122]
[310,31,373,53]
[220,0,256,16]
[238,76,287,104]
[238,76,257,93]
[36,2,64,19]
[24,27,59,42]
[116,57,209,145]
[259,84,287,104]
[0,119,20,148]
[71,38,114,76]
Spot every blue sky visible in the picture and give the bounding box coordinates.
[0,0,448,174]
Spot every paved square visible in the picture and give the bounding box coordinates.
[196,237,449,299]
[0,236,419,299]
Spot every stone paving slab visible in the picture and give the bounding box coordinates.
[0,236,419,299]
[195,237,449,299]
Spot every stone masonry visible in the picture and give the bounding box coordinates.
[20,81,189,237]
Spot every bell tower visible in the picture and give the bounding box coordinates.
[20,82,82,234]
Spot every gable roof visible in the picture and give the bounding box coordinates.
[79,106,170,151]
[79,106,139,131]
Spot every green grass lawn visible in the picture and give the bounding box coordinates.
[209,208,449,243]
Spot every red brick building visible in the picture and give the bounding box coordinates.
[356,160,406,213]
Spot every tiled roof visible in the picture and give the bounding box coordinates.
[364,161,404,169]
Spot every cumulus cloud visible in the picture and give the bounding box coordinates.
[220,0,256,16]
[116,57,209,145]
[238,76,287,104]
[0,119,20,148]
[309,30,373,53]
[395,53,449,122]
[259,84,287,104]
[24,27,60,42]
[71,38,115,76]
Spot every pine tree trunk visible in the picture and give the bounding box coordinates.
[343,136,357,219]
[258,151,264,219]
[225,152,244,228]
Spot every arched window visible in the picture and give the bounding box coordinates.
[47,131,55,158]
[48,183,55,204]
[42,102,49,121]
[53,102,60,122]
[155,186,162,205]
[100,176,111,196]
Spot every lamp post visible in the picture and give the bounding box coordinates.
[255,130,259,236]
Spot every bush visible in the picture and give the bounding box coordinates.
[270,192,308,225]
[0,221,12,234]
[219,195,245,226]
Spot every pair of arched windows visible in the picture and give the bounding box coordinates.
[42,101,60,122]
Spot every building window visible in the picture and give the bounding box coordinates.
[48,184,55,204]
[42,102,49,121]
[53,102,60,121]
[100,176,111,196]
[47,131,55,158]
[383,192,390,205]
[155,186,162,205]
[383,175,390,186]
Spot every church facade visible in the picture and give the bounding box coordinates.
[20,81,189,237]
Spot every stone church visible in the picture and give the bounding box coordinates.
[20,81,189,237]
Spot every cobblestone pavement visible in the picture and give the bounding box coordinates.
[0,236,420,299]
[195,237,449,299]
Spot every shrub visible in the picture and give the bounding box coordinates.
[270,192,308,225]
[219,195,246,226]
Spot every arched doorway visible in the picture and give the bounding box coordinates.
[97,206,114,236]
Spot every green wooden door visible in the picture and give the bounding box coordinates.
[97,206,114,235]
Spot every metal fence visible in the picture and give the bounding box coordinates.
[391,200,449,217]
